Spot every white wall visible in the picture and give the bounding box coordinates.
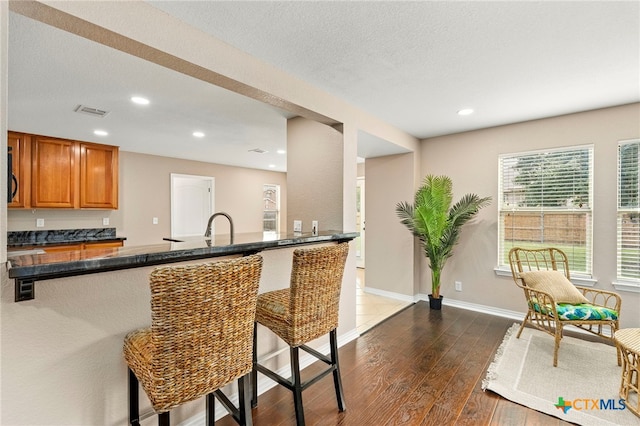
[420,103,640,329]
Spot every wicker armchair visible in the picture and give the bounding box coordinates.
[123,255,263,426]
[251,243,349,426]
[509,247,621,367]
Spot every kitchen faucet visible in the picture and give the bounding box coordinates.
[204,212,234,243]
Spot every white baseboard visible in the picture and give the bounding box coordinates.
[363,286,417,303]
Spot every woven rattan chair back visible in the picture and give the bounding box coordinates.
[124,254,263,424]
[509,246,570,282]
[287,242,349,345]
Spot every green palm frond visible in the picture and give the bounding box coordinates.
[396,175,491,298]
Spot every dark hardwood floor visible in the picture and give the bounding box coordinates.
[218,301,574,425]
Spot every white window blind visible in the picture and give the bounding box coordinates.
[617,139,640,282]
[498,146,594,274]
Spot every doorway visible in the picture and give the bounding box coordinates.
[356,177,365,268]
[170,174,214,238]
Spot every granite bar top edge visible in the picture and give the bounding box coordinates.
[7,231,359,280]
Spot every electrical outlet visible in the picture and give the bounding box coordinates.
[152,217,159,225]
[293,220,302,233]
[102,217,110,226]
[455,281,462,292]
[36,218,45,228]
[311,220,318,235]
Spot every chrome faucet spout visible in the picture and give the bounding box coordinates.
[204,212,234,243]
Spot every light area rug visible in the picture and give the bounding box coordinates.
[482,323,639,426]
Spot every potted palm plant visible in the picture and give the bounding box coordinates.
[396,175,491,310]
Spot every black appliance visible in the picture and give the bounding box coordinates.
[8,146,17,203]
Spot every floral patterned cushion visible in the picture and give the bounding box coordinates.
[528,299,618,321]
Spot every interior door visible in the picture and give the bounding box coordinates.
[171,174,214,238]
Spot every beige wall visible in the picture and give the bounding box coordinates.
[1,1,7,262]
[287,117,343,232]
[119,151,287,246]
[7,151,288,246]
[420,103,640,328]
[365,153,419,296]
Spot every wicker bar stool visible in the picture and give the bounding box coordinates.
[123,255,263,426]
[251,243,349,426]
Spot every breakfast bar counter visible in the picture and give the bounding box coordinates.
[7,230,358,302]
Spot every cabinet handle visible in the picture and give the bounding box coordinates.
[11,174,18,201]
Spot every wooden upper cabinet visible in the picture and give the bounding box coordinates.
[7,132,31,208]
[31,136,80,208]
[8,132,119,210]
[80,142,119,209]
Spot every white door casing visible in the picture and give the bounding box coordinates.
[170,174,214,238]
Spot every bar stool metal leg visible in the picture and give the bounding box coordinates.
[128,368,140,426]
[238,375,253,426]
[251,323,258,408]
[291,346,305,426]
[158,411,170,426]
[206,393,215,426]
[330,330,346,411]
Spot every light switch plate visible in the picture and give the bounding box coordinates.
[36,218,44,228]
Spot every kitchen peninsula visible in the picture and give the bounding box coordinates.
[7,230,358,302]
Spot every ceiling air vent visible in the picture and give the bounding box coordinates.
[248,148,268,154]
[74,104,110,118]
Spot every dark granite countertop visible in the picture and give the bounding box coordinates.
[7,228,126,248]
[7,230,358,282]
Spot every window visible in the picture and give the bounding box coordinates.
[498,146,594,275]
[618,139,640,282]
[263,184,280,235]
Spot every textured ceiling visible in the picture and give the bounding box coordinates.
[148,1,640,138]
[8,2,639,172]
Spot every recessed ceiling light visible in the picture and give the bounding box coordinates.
[131,96,150,105]
[458,108,474,116]
[268,164,276,168]
[277,149,286,155]
[193,131,205,138]
[93,130,108,136]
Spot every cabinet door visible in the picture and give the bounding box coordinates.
[42,244,83,262]
[43,244,83,253]
[31,136,79,208]
[80,143,119,209]
[7,132,31,208]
